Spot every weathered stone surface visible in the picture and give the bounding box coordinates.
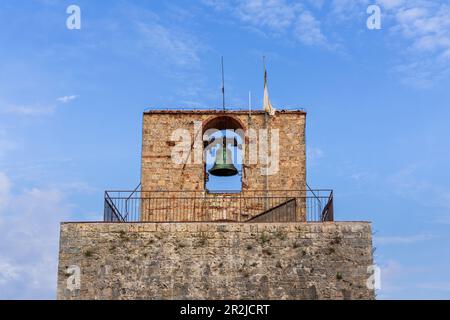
[141,110,307,221]
[57,222,374,300]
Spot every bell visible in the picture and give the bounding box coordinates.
[208,143,239,177]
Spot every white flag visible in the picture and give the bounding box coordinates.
[263,69,276,116]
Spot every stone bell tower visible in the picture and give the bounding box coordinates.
[139,109,312,222]
[141,109,306,192]
[57,108,374,300]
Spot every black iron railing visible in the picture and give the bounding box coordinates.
[104,190,334,223]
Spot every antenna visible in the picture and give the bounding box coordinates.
[248,91,252,117]
[221,56,225,112]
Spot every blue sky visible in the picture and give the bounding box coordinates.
[0,0,449,299]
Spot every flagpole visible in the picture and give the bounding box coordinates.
[263,56,267,87]
[263,56,267,112]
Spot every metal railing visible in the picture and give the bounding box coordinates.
[104,190,334,223]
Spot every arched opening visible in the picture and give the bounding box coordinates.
[203,116,245,193]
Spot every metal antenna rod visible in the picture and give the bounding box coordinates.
[222,56,225,112]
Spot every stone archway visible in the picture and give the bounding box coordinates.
[202,115,245,193]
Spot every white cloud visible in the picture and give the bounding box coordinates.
[2,104,57,116]
[136,23,209,103]
[0,95,76,116]
[202,0,229,11]
[121,5,209,101]
[418,282,450,292]
[393,3,450,53]
[294,11,327,47]
[383,164,450,226]
[330,0,370,20]
[0,259,20,285]
[376,260,409,298]
[236,0,300,32]
[377,260,450,299]
[326,0,450,86]
[382,1,450,86]
[136,20,203,67]
[378,0,404,10]
[57,95,78,104]
[388,164,450,211]
[306,0,325,10]
[375,233,435,245]
[0,172,71,299]
[203,0,329,47]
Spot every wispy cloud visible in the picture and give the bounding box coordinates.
[2,104,57,116]
[385,1,450,86]
[390,2,450,53]
[235,0,301,32]
[116,3,206,70]
[0,172,71,299]
[376,260,433,299]
[378,259,405,296]
[388,164,450,211]
[117,4,210,103]
[0,95,76,117]
[57,95,78,104]
[418,282,450,292]
[330,0,370,21]
[136,21,203,67]
[375,233,435,245]
[0,259,20,286]
[294,11,328,47]
[304,0,450,86]
[203,0,330,48]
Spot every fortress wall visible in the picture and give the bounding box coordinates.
[57,221,374,300]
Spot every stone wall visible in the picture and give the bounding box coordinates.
[57,222,374,300]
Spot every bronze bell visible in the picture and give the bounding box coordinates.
[208,142,239,177]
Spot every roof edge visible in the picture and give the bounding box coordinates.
[143,109,307,115]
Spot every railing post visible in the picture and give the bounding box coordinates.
[321,191,334,222]
[328,192,334,221]
[104,191,108,222]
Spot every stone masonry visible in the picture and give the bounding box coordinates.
[140,110,307,221]
[57,222,375,300]
[141,110,306,193]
